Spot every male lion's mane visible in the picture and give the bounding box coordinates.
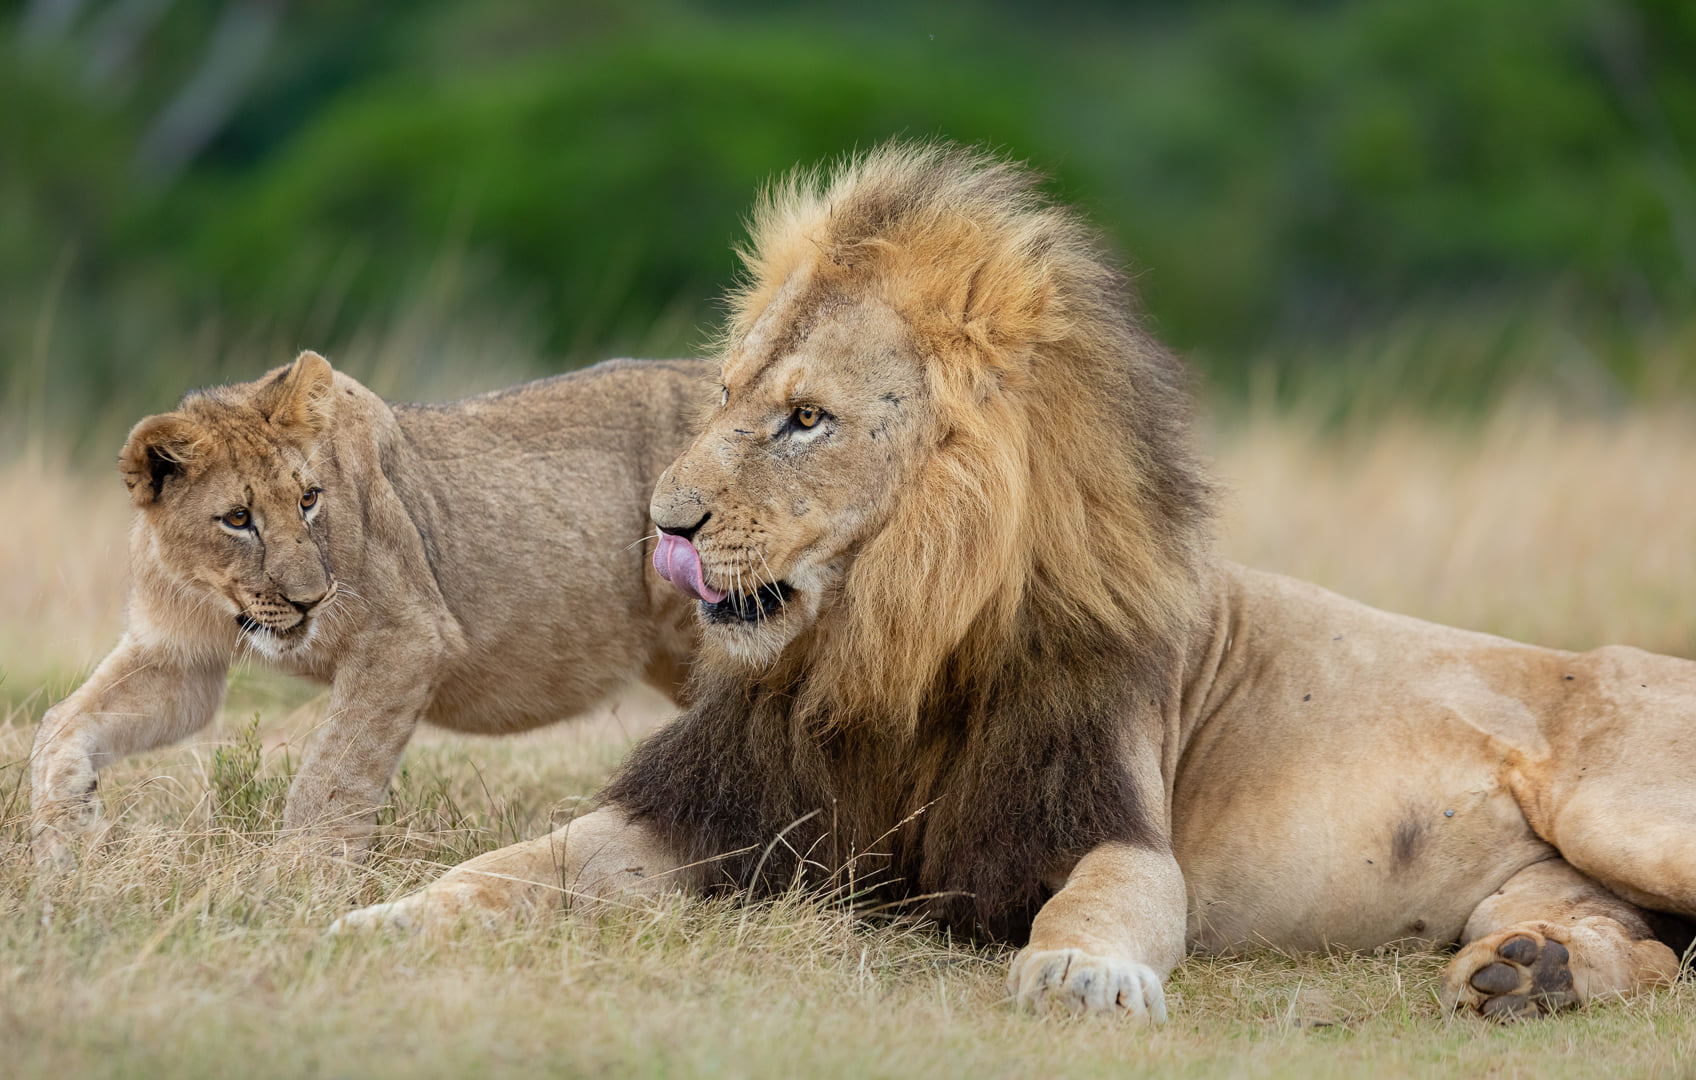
[604,143,1214,941]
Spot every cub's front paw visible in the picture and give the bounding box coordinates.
[30,765,104,874]
[1007,947,1168,1022]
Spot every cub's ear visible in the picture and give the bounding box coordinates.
[118,413,206,506]
[255,350,335,431]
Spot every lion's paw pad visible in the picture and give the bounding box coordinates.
[1457,931,1578,1021]
[1008,948,1167,1022]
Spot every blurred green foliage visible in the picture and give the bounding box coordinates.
[3,0,1694,442]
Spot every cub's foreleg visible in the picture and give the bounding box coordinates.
[30,634,228,869]
[278,634,443,857]
[1006,842,1188,1022]
[1441,858,1680,1021]
[329,805,686,934]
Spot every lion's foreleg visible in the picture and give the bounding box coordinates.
[1441,858,1679,1021]
[30,634,228,870]
[1006,842,1188,1022]
[329,805,687,935]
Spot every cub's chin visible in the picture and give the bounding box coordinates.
[234,613,317,660]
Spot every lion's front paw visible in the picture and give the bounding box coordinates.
[328,880,507,938]
[1007,947,1168,1022]
[329,897,421,936]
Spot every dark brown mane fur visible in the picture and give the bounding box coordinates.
[603,142,1214,942]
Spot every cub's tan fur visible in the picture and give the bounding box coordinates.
[31,354,708,864]
[334,143,1695,1024]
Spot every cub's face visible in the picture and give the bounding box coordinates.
[148,440,335,658]
[122,353,340,659]
[650,290,934,665]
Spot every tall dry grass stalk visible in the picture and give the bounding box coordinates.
[4,396,1696,1077]
[1215,401,1696,657]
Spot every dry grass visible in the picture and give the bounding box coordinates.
[6,397,1696,1078]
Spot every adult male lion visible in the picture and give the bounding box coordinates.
[335,143,1695,1023]
[31,353,708,865]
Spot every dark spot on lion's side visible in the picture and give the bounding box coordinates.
[1564,674,1574,681]
[1303,693,1311,702]
[1390,818,1426,869]
[1408,919,1426,934]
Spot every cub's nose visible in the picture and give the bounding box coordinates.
[285,584,332,614]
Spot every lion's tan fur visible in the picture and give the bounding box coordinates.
[32,354,710,862]
[332,142,1696,1023]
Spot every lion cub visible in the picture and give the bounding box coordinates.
[31,351,708,866]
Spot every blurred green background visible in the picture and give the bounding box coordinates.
[5,0,1694,451]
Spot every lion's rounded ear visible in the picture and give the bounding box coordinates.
[118,413,206,506]
[256,350,335,431]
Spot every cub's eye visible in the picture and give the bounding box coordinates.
[223,508,250,529]
[793,405,822,429]
[300,488,321,511]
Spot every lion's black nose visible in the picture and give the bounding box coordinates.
[656,512,709,543]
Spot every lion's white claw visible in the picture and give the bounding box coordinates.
[1007,947,1168,1023]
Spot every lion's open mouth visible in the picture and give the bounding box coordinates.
[700,583,793,624]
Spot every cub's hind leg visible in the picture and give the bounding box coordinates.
[1441,859,1680,1021]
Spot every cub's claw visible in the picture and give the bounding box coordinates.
[1007,947,1168,1022]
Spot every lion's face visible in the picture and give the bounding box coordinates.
[121,353,339,659]
[651,286,932,665]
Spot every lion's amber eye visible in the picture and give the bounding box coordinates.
[223,508,250,529]
[300,488,320,511]
[794,405,821,429]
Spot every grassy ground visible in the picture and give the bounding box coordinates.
[6,397,1696,1078]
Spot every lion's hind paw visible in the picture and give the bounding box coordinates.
[1007,947,1168,1022]
[1444,926,1579,1021]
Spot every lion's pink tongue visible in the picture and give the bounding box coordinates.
[653,533,727,604]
